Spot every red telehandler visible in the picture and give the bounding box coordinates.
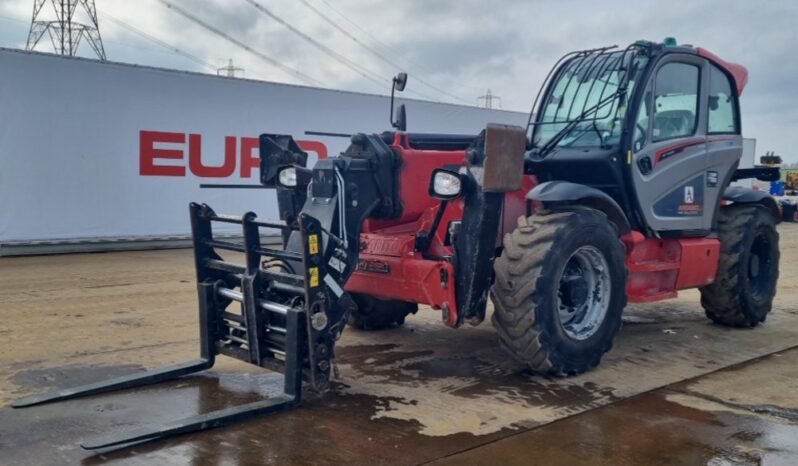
[13,39,781,450]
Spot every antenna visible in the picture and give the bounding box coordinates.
[477,88,502,109]
[217,58,245,77]
[26,0,106,60]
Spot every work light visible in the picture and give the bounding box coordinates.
[277,166,297,188]
[429,168,463,199]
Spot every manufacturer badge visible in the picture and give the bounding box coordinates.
[684,186,694,204]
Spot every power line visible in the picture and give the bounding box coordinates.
[299,0,470,103]
[240,0,388,90]
[297,0,459,102]
[313,0,483,97]
[157,0,322,86]
[0,13,27,24]
[316,0,410,66]
[101,10,217,72]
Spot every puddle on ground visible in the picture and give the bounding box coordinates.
[434,391,798,466]
[335,343,618,437]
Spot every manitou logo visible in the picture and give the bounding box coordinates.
[139,130,328,178]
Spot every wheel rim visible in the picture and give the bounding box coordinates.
[557,245,611,340]
[748,231,773,301]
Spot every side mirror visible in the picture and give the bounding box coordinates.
[389,72,408,131]
[393,104,407,131]
[394,72,407,92]
[429,168,463,200]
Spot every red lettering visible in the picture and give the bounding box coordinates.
[188,134,237,178]
[297,140,328,159]
[240,138,328,178]
[140,131,330,179]
[240,137,260,178]
[139,130,185,176]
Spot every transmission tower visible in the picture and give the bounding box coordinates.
[217,59,244,77]
[477,89,502,109]
[26,0,106,60]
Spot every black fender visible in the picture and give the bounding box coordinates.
[527,181,631,234]
[723,186,781,221]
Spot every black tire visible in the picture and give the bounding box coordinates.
[347,293,418,330]
[700,204,779,327]
[491,208,627,375]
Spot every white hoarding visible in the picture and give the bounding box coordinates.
[0,48,527,248]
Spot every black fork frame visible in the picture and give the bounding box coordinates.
[12,203,328,451]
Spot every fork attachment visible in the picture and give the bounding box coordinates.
[12,203,347,450]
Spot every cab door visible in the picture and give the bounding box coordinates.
[630,54,711,234]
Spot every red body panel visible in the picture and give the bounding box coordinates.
[344,228,459,325]
[623,231,720,303]
[344,134,534,325]
[343,132,722,320]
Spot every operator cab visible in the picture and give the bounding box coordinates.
[526,39,746,237]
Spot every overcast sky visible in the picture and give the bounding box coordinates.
[0,0,795,161]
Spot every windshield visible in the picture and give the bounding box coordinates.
[531,49,649,150]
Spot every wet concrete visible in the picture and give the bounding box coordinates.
[1,223,797,465]
[434,349,798,466]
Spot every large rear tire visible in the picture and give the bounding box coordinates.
[491,208,627,375]
[347,293,418,330]
[700,204,779,327]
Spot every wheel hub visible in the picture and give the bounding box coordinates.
[557,245,611,341]
[560,274,589,308]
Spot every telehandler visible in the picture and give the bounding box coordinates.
[14,38,781,450]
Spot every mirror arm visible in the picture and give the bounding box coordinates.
[389,81,396,129]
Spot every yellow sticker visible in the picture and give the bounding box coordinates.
[627,150,632,165]
[308,234,319,254]
[309,267,319,287]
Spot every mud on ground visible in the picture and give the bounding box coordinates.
[0,223,797,465]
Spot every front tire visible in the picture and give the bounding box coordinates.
[700,204,779,327]
[491,208,627,375]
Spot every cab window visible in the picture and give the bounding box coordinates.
[652,62,700,142]
[707,65,739,134]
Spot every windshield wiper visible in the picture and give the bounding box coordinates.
[535,89,625,158]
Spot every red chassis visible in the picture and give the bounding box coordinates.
[344,133,722,326]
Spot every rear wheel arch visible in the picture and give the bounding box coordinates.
[723,186,781,222]
[526,181,632,234]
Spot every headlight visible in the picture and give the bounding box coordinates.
[277,166,297,188]
[429,169,463,199]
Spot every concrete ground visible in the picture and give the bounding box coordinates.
[1,223,797,465]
